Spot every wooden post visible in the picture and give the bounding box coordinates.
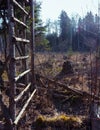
[21,1,27,85]
[30,0,35,91]
[8,0,16,129]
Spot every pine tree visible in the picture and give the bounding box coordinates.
[59,10,71,51]
[35,1,49,51]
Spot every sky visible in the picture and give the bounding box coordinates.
[37,0,98,23]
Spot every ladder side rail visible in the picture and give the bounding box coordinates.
[8,0,16,124]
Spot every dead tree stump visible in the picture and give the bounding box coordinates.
[61,61,74,75]
[55,60,74,80]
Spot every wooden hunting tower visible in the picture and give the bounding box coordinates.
[0,0,36,129]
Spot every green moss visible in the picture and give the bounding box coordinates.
[35,114,82,126]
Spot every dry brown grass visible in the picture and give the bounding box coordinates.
[1,52,95,129]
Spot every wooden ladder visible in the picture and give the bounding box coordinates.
[3,0,36,129]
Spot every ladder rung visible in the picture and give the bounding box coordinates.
[25,0,30,3]
[15,83,31,102]
[26,0,29,2]
[15,69,31,82]
[12,36,30,43]
[15,55,29,60]
[14,89,36,125]
[13,0,28,15]
[17,83,26,87]
[12,17,28,28]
